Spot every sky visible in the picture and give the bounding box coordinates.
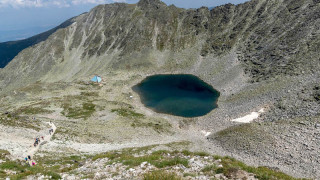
[0,0,249,41]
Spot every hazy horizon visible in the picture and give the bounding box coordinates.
[0,0,249,42]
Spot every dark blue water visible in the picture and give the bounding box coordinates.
[132,74,220,117]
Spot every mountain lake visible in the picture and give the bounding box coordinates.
[132,74,220,117]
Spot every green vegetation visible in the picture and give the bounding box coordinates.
[111,108,145,119]
[183,173,196,177]
[54,127,79,137]
[215,123,274,151]
[201,155,302,180]
[217,123,255,137]
[18,83,44,93]
[92,146,209,170]
[0,154,85,179]
[0,161,61,180]
[92,145,157,161]
[201,164,217,176]
[0,101,51,130]
[153,157,188,168]
[0,161,22,170]
[143,170,182,180]
[131,118,171,133]
[58,93,102,119]
[0,144,299,179]
[81,174,95,179]
[61,102,96,119]
[36,155,83,173]
[0,149,10,160]
[93,150,188,169]
[0,171,6,179]
[92,146,298,180]
[111,108,171,133]
[80,91,99,97]
[181,150,210,157]
[211,156,300,180]
[0,115,41,131]
[164,141,191,149]
[88,82,102,89]
[19,107,53,115]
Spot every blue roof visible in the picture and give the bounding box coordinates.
[91,76,102,83]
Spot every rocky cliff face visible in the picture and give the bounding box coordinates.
[0,0,319,178]
[0,0,319,92]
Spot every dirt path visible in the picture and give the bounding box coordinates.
[23,122,56,165]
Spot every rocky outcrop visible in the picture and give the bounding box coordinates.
[0,0,319,91]
[0,0,319,178]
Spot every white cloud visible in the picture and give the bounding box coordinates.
[52,0,70,8]
[0,0,44,8]
[0,0,123,8]
[71,0,107,5]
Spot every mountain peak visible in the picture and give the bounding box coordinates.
[137,0,166,9]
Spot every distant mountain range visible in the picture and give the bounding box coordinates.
[0,26,55,43]
[0,17,75,68]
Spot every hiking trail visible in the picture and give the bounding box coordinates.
[23,122,56,165]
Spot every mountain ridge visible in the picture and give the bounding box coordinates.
[1,0,318,89]
[0,0,319,178]
[137,0,166,8]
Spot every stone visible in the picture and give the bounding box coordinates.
[129,168,135,172]
[140,161,148,168]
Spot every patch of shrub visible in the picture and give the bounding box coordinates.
[44,171,61,179]
[154,157,188,168]
[111,108,145,119]
[62,102,96,119]
[143,170,182,180]
[0,149,10,159]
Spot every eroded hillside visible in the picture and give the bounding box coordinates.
[0,0,319,179]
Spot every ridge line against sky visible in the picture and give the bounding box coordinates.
[0,0,125,8]
[0,0,249,42]
[0,0,249,8]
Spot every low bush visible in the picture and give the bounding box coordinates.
[143,170,182,180]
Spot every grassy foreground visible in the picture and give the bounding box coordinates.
[0,144,302,180]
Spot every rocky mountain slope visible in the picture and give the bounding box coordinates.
[0,0,319,90]
[0,0,319,179]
